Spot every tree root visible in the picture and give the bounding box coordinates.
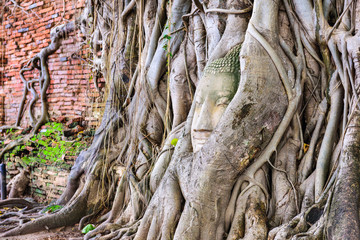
[134,171,183,240]
[0,126,23,131]
[268,201,328,240]
[0,192,88,237]
[0,198,39,209]
[0,211,42,227]
[84,222,121,240]
[227,185,268,240]
[85,221,140,240]
[298,98,327,183]
[15,21,76,132]
[79,211,99,230]
[314,70,343,199]
[204,6,252,15]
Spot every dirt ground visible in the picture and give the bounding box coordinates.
[0,225,83,240]
[0,205,84,240]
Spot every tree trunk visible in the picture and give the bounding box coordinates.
[2,0,360,239]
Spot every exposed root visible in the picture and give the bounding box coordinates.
[15,21,76,132]
[227,173,268,240]
[269,185,333,240]
[85,221,140,240]
[84,222,121,240]
[0,126,23,131]
[0,192,88,237]
[314,70,343,199]
[79,211,98,230]
[134,171,183,240]
[0,198,39,209]
[204,6,252,15]
[0,210,43,228]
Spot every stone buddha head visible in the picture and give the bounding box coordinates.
[191,45,241,152]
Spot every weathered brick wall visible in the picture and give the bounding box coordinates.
[7,156,125,202]
[0,0,105,128]
[7,156,75,202]
[0,0,106,202]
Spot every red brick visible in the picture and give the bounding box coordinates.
[38,7,53,14]
[21,1,33,7]
[1,1,95,127]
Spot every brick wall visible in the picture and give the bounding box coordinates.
[0,0,105,128]
[7,156,75,202]
[7,156,125,202]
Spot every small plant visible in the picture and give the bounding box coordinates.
[81,224,95,234]
[41,204,63,213]
[4,122,90,167]
[6,128,13,134]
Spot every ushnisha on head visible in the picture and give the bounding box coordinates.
[191,45,241,152]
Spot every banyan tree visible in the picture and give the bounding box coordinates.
[1,0,360,239]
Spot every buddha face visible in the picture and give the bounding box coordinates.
[191,72,239,152]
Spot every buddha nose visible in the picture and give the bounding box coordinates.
[194,99,213,131]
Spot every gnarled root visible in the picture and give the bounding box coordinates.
[134,171,183,240]
[86,221,140,240]
[0,188,89,237]
[0,198,39,209]
[0,210,43,231]
[268,203,327,240]
[227,167,268,240]
[15,21,76,133]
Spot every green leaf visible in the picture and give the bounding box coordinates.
[170,138,178,146]
[22,156,30,165]
[82,224,95,234]
[162,43,168,51]
[41,204,63,213]
[163,34,171,40]
[167,51,173,58]
[38,140,47,146]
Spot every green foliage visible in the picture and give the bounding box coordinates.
[162,43,169,51]
[162,31,173,59]
[163,34,171,40]
[6,128,13,134]
[41,204,63,213]
[81,224,95,234]
[5,122,89,167]
[170,138,178,146]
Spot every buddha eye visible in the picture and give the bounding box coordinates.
[216,97,230,107]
